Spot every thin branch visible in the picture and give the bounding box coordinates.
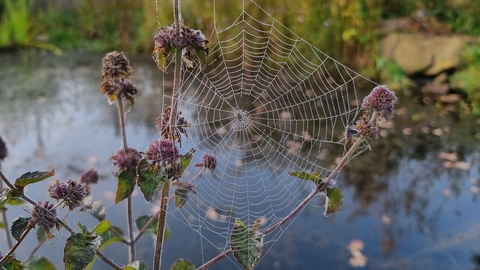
[0,226,32,265]
[196,248,233,270]
[0,163,14,252]
[117,96,135,262]
[263,137,364,235]
[153,179,171,270]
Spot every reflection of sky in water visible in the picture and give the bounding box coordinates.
[0,53,479,270]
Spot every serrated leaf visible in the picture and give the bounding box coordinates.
[24,256,56,270]
[288,170,322,184]
[136,159,165,202]
[64,233,100,270]
[125,261,150,270]
[85,226,124,270]
[37,226,46,242]
[135,215,169,240]
[0,256,24,270]
[0,189,14,208]
[14,170,55,189]
[231,219,264,270]
[170,259,195,270]
[324,188,343,217]
[81,196,106,221]
[116,168,137,204]
[92,220,110,235]
[174,188,190,209]
[11,217,31,241]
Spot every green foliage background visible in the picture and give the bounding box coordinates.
[1,0,480,64]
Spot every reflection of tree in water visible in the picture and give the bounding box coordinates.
[340,100,480,256]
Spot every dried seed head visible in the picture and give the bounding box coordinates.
[201,153,217,171]
[48,180,87,211]
[119,78,138,100]
[146,139,179,166]
[111,147,141,171]
[0,135,7,161]
[102,51,133,80]
[80,169,99,185]
[30,201,61,239]
[361,85,397,121]
[354,118,379,139]
[100,78,120,96]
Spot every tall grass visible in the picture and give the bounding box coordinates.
[0,0,61,54]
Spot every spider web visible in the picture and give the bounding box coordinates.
[159,0,378,267]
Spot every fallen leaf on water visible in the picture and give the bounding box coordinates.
[438,152,457,162]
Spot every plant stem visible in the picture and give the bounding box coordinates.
[196,248,233,270]
[153,179,170,270]
[152,1,182,269]
[0,226,32,265]
[0,163,14,252]
[263,137,364,234]
[117,97,135,262]
[117,96,129,150]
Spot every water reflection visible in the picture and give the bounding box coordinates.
[0,52,479,270]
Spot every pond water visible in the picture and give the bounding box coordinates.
[0,52,480,270]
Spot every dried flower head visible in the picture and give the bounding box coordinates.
[100,78,120,96]
[0,135,7,161]
[30,201,61,239]
[48,180,87,211]
[201,153,217,171]
[153,24,208,69]
[361,85,397,121]
[354,118,379,140]
[80,169,99,185]
[156,105,191,146]
[102,51,133,80]
[146,139,179,166]
[110,147,141,171]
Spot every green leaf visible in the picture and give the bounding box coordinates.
[64,233,100,270]
[174,188,190,209]
[125,261,150,270]
[92,220,110,235]
[288,170,322,184]
[324,188,343,217]
[0,256,24,270]
[195,48,207,65]
[11,217,31,241]
[231,219,264,270]
[135,215,169,240]
[7,198,25,206]
[136,159,165,202]
[85,226,124,270]
[36,226,46,242]
[24,256,56,270]
[170,259,195,270]
[0,189,14,208]
[0,221,4,229]
[154,52,168,72]
[178,149,195,176]
[116,168,137,204]
[81,196,106,221]
[14,170,55,189]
